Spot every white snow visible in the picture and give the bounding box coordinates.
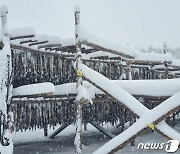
[61,38,75,46]
[9,27,35,38]
[13,82,55,96]
[0,8,14,153]
[93,93,180,154]
[34,34,48,42]
[136,52,173,62]
[48,35,62,44]
[86,51,118,59]
[78,63,180,153]
[76,85,93,104]
[78,26,138,58]
[54,79,180,98]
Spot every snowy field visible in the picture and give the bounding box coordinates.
[14,122,180,154]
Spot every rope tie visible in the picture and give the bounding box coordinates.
[148,123,155,131]
[76,70,83,77]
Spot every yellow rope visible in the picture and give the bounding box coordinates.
[76,70,83,77]
[148,123,155,131]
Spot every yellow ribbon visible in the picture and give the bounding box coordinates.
[148,123,155,131]
[76,70,83,77]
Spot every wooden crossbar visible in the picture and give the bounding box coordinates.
[10,34,35,40]
[108,106,180,154]
[79,64,180,153]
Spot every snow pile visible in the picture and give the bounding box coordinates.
[13,82,55,96]
[48,35,61,44]
[136,52,173,62]
[55,83,76,95]
[34,34,48,42]
[86,51,118,59]
[9,27,35,38]
[0,142,13,154]
[77,26,138,58]
[61,38,75,46]
[54,79,180,98]
[76,85,93,104]
[55,82,101,98]
[172,59,180,67]
[114,79,180,97]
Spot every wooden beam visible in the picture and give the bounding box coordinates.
[91,122,116,139]
[8,43,73,57]
[126,59,170,66]
[29,40,48,46]
[20,40,37,44]
[49,124,69,139]
[10,34,35,40]
[91,56,109,60]
[38,44,61,49]
[109,106,180,153]
[82,41,134,59]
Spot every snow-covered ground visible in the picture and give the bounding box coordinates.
[13,122,180,154]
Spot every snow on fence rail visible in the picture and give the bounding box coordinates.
[13,82,55,96]
[54,79,180,98]
[2,25,180,69]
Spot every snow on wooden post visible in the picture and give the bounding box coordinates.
[74,5,83,154]
[0,5,14,153]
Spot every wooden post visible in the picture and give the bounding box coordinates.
[164,61,169,79]
[74,6,83,154]
[43,126,48,137]
[90,122,115,139]
[0,5,14,152]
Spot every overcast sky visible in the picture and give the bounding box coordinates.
[1,0,180,49]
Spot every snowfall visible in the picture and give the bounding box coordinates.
[1,0,180,154]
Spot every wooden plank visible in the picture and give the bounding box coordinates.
[91,122,116,139]
[29,40,48,46]
[9,43,72,57]
[38,44,61,49]
[20,40,37,44]
[126,59,170,66]
[109,106,180,153]
[11,92,169,104]
[49,124,69,139]
[10,35,35,40]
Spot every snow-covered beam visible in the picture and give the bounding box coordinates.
[13,82,55,97]
[29,40,48,46]
[9,27,35,40]
[20,39,37,44]
[79,63,180,150]
[38,43,61,49]
[93,103,180,153]
[83,41,134,59]
[10,34,34,40]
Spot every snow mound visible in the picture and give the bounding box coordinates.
[13,82,55,96]
[10,27,35,38]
